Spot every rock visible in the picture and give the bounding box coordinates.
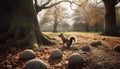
[91,42,96,46]
[93,38,97,40]
[82,45,90,52]
[96,41,102,45]
[102,37,106,41]
[90,41,102,46]
[114,45,120,53]
[19,49,35,60]
[68,53,85,69]
[69,46,79,51]
[24,59,48,69]
[49,49,63,59]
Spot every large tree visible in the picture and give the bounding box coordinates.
[0,0,76,48]
[102,0,120,36]
[0,0,55,48]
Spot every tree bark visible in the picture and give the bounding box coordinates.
[85,23,89,32]
[0,0,55,48]
[53,16,58,33]
[102,0,120,36]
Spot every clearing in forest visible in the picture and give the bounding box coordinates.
[0,32,120,69]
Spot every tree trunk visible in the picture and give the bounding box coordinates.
[95,23,99,32]
[85,23,89,32]
[102,0,120,36]
[53,16,58,33]
[0,0,54,48]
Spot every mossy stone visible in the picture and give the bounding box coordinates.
[68,53,85,69]
[19,49,35,60]
[82,45,90,52]
[49,49,63,59]
[24,59,48,69]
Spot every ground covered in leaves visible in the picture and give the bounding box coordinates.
[0,32,120,69]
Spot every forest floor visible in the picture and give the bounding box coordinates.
[0,32,120,69]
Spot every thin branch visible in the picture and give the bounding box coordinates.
[34,0,52,13]
[34,0,84,13]
[34,0,38,6]
[69,3,79,13]
[94,0,104,15]
[69,0,88,13]
[43,1,70,9]
[116,0,120,5]
[41,0,52,8]
[96,8,105,15]
[70,1,85,7]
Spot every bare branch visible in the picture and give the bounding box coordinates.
[94,0,104,15]
[34,0,52,13]
[34,0,38,6]
[116,0,120,5]
[43,1,71,9]
[34,0,83,13]
[70,1,86,7]
[69,0,88,13]
[41,0,52,8]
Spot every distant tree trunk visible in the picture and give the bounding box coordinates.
[0,0,54,48]
[94,23,99,32]
[53,6,58,33]
[102,0,120,36]
[53,16,58,33]
[85,23,89,32]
